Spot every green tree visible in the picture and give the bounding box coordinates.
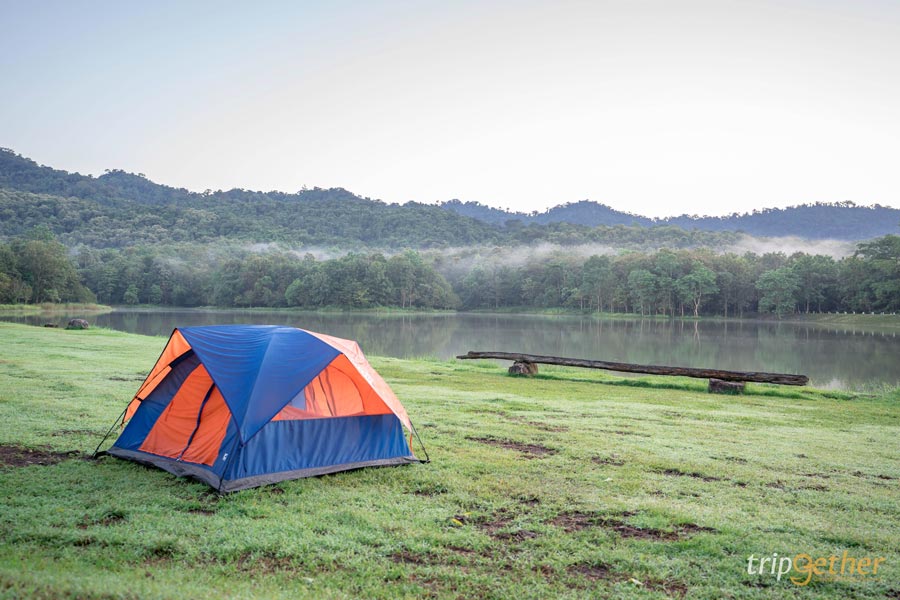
[675,262,719,317]
[756,267,800,318]
[123,283,140,305]
[627,269,657,316]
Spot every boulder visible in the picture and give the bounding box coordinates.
[508,361,539,376]
[66,318,90,330]
[708,378,745,394]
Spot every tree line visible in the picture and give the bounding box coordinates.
[2,230,898,317]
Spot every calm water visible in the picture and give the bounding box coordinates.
[6,309,900,391]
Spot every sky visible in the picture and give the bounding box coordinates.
[1,0,898,217]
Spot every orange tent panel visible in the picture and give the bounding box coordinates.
[273,354,392,421]
[179,387,230,466]
[139,364,214,459]
[125,330,192,423]
[301,330,412,430]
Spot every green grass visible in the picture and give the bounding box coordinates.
[0,303,112,315]
[785,312,900,329]
[0,323,897,599]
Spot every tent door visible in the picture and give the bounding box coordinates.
[177,383,216,461]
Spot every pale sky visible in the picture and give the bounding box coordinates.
[1,0,898,217]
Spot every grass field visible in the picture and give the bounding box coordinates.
[0,323,897,599]
[0,303,112,315]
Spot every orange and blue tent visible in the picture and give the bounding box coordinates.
[102,325,422,491]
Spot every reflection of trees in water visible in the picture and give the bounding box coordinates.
[3,310,899,390]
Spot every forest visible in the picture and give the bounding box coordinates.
[2,148,899,245]
[2,228,898,318]
[1,148,899,317]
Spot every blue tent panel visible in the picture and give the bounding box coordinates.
[223,414,414,491]
[179,326,341,442]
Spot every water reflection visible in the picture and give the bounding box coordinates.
[5,309,899,391]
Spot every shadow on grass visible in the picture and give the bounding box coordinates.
[509,371,862,401]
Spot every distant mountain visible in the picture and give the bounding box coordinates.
[441,199,900,240]
[663,204,900,239]
[1,147,897,243]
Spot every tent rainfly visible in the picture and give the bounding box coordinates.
[100,325,422,492]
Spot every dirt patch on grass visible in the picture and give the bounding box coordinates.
[676,522,716,535]
[467,508,540,543]
[78,510,127,529]
[798,483,828,492]
[233,553,298,574]
[657,468,722,482]
[568,561,615,580]
[719,455,748,464]
[467,436,557,459]
[592,455,625,466]
[650,579,689,597]
[446,545,477,556]
[188,507,217,516]
[850,470,898,482]
[550,510,714,541]
[411,481,449,496]
[0,444,81,467]
[493,529,538,542]
[390,550,431,565]
[596,428,652,438]
[51,429,98,437]
[558,562,688,596]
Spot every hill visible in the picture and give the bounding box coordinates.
[441,199,900,241]
[0,150,737,250]
[1,147,897,244]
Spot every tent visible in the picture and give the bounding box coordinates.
[102,325,422,491]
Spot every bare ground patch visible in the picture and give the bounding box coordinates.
[0,444,81,467]
[51,429,99,437]
[596,428,652,438]
[78,510,127,529]
[567,561,615,581]
[187,507,217,516]
[466,436,557,459]
[851,470,898,482]
[592,455,625,466]
[550,510,714,541]
[554,562,689,597]
[656,468,722,482]
[390,550,432,565]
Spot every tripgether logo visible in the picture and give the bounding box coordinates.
[747,552,886,586]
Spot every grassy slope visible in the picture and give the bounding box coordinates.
[0,323,897,600]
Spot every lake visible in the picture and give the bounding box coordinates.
[5,308,899,391]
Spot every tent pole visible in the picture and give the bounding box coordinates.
[410,420,430,463]
[91,406,127,459]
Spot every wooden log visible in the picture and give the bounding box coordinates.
[708,378,745,394]
[508,361,538,376]
[456,351,808,386]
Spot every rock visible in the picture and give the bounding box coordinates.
[508,361,539,376]
[708,378,745,394]
[66,318,90,330]
[43,323,59,328]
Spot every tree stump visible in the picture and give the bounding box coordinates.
[66,318,90,330]
[508,361,538,376]
[708,378,745,394]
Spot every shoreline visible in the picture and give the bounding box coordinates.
[2,303,897,329]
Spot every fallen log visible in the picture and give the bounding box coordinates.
[456,351,808,386]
